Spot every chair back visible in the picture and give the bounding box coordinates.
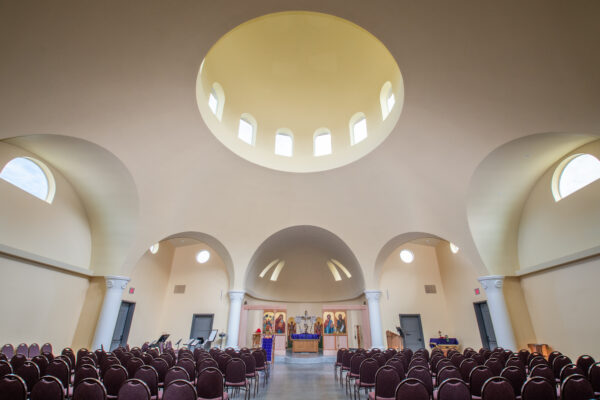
[74,363,99,387]
[407,365,433,395]
[450,353,465,367]
[27,343,40,359]
[394,377,429,399]
[163,379,197,400]
[408,357,427,369]
[15,344,28,357]
[436,358,453,373]
[0,360,13,378]
[560,364,584,382]
[46,359,70,390]
[505,357,525,370]
[30,375,64,400]
[61,348,75,370]
[484,358,503,375]
[159,353,174,368]
[575,355,594,378]
[517,349,530,365]
[2,344,15,359]
[552,355,572,379]
[469,365,494,397]
[357,358,378,386]
[0,373,27,400]
[560,374,594,400]
[459,358,477,381]
[133,365,159,396]
[126,357,144,378]
[589,362,600,394]
[437,378,470,400]
[374,365,400,398]
[437,365,462,385]
[149,357,169,384]
[16,360,40,392]
[196,367,225,399]
[547,351,562,368]
[31,355,49,376]
[225,358,246,384]
[521,376,556,400]
[530,364,554,381]
[197,357,219,374]
[72,377,107,400]
[349,353,365,375]
[103,364,128,397]
[500,366,526,396]
[164,366,190,387]
[10,354,27,371]
[117,378,151,400]
[176,358,196,381]
[385,358,405,380]
[481,376,515,400]
[140,353,153,365]
[472,353,485,365]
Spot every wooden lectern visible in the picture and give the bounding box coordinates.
[386,330,403,350]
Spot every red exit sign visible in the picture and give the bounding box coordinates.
[474,288,480,295]
[129,287,135,294]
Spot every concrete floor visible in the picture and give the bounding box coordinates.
[245,363,360,400]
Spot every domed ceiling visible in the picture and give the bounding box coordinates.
[196,11,404,172]
[245,226,365,302]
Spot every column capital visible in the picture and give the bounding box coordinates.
[228,290,245,301]
[104,275,130,290]
[364,290,382,302]
[478,275,505,290]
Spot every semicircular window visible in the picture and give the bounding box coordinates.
[0,157,53,202]
[555,153,600,200]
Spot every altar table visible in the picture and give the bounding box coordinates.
[429,338,459,354]
[291,334,320,353]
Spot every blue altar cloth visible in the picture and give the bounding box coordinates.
[291,334,320,340]
[429,338,459,348]
[261,337,273,362]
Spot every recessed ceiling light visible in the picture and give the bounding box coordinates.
[196,250,210,263]
[149,243,159,254]
[450,242,459,254]
[400,249,414,263]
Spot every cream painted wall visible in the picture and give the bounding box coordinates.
[520,258,600,360]
[0,142,92,268]
[72,276,105,350]
[503,277,536,351]
[0,256,89,350]
[379,243,451,348]
[518,140,600,269]
[122,242,175,346]
[435,242,488,350]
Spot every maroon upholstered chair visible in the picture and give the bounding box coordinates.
[472,353,485,366]
[552,355,572,380]
[140,353,153,365]
[2,344,15,359]
[130,348,142,358]
[176,358,195,381]
[252,350,268,385]
[31,375,65,400]
[529,364,554,382]
[15,344,28,358]
[164,366,190,387]
[354,358,378,400]
[74,363,99,387]
[72,377,106,400]
[163,379,197,400]
[55,355,73,372]
[559,364,585,382]
[517,349,530,366]
[76,348,90,364]
[41,343,53,355]
[369,365,400,400]
[589,362,600,397]
[406,365,433,396]
[527,352,542,365]
[0,353,6,362]
[126,357,145,379]
[560,374,594,400]
[505,357,525,371]
[43,351,55,362]
[436,359,454,375]
[15,360,40,393]
[408,357,427,370]
[450,353,465,368]
[10,354,27,371]
[196,367,229,400]
[484,358,503,376]
[521,376,556,400]
[481,376,515,400]
[459,358,477,381]
[575,355,594,378]
[27,343,40,359]
[117,378,151,400]
[437,365,462,386]
[61,348,76,372]
[103,364,128,399]
[46,358,70,396]
[0,373,27,400]
[76,355,96,370]
[159,353,174,368]
[437,378,470,400]
[101,357,122,377]
[31,355,49,376]
[224,358,249,400]
[346,353,366,394]
[133,365,159,399]
[385,358,405,381]
[547,351,562,369]
[0,360,13,378]
[469,365,494,399]
[500,366,526,397]
[394,377,429,400]
[240,353,259,397]
[150,357,169,387]
[197,358,219,375]
[340,350,354,383]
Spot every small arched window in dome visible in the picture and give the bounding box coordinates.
[208,82,225,121]
[380,81,395,120]
[350,112,367,145]
[0,157,55,203]
[275,130,293,157]
[238,114,257,145]
[314,129,332,156]
[552,153,600,201]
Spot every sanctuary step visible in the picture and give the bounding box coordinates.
[276,349,336,364]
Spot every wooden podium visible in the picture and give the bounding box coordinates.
[386,330,403,350]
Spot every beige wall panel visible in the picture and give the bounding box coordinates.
[435,243,488,351]
[518,140,600,269]
[121,242,175,346]
[71,276,105,350]
[503,277,536,351]
[379,243,450,347]
[0,142,92,268]
[520,258,600,360]
[0,257,89,350]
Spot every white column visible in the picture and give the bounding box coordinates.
[91,275,130,351]
[365,290,385,349]
[225,290,245,348]
[478,275,517,351]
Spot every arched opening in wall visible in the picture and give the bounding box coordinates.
[123,232,234,348]
[551,153,600,201]
[374,232,487,351]
[238,113,257,145]
[0,157,56,203]
[380,81,395,120]
[208,82,225,121]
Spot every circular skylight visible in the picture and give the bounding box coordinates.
[399,249,414,263]
[196,11,404,173]
[149,243,159,254]
[196,250,210,264]
[450,242,459,254]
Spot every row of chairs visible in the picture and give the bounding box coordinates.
[1,343,53,360]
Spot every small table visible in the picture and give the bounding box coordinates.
[429,338,459,355]
[291,334,320,353]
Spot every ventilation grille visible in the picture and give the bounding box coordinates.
[174,285,186,294]
[424,285,437,294]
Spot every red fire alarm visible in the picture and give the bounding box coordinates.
[474,288,480,295]
[129,288,135,294]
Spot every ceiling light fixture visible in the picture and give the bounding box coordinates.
[196,250,210,263]
[149,243,159,254]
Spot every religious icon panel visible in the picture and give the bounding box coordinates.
[335,311,347,335]
[263,311,274,334]
[274,311,286,334]
[314,317,323,335]
[287,317,297,339]
[323,312,336,335]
